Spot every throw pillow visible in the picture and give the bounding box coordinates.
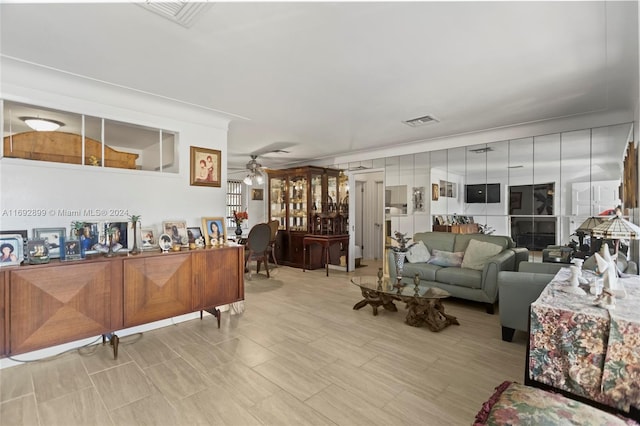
[405,241,430,263]
[427,249,464,267]
[462,239,503,271]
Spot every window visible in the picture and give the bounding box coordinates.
[2,100,177,172]
[226,180,243,228]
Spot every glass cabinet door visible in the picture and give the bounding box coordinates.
[269,175,287,229]
[310,172,322,214]
[289,174,308,231]
[327,173,338,212]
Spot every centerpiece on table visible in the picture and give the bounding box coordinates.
[390,231,416,285]
[233,210,248,237]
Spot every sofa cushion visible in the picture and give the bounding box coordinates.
[462,239,504,271]
[428,249,464,267]
[402,262,441,281]
[405,240,430,263]
[414,232,455,252]
[436,267,482,289]
[453,234,512,253]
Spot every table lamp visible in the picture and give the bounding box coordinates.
[590,211,640,256]
[575,216,604,251]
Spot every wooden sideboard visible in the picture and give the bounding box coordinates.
[1,246,244,358]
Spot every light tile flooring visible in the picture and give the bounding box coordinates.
[1,260,527,425]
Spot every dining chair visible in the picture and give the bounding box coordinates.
[245,223,271,278]
[267,220,279,267]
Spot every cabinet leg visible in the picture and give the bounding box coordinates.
[201,307,221,328]
[109,334,119,359]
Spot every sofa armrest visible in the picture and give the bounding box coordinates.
[481,250,516,303]
[498,271,554,333]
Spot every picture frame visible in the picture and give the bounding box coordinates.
[0,234,24,266]
[33,227,66,259]
[190,146,222,187]
[162,221,188,246]
[80,222,100,254]
[141,227,158,250]
[62,239,82,261]
[1,230,28,261]
[107,222,129,253]
[251,188,264,201]
[201,217,226,246]
[27,239,50,264]
[187,226,203,243]
[431,184,439,201]
[158,234,172,252]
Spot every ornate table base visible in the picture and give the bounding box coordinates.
[352,282,459,332]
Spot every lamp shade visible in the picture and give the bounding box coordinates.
[576,217,604,233]
[591,215,640,240]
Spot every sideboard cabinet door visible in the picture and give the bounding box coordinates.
[193,247,244,310]
[123,253,192,328]
[10,261,119,355]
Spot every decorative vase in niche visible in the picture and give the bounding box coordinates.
[130,221,141,255]
[235,223,243,237]
[393,251,406,284]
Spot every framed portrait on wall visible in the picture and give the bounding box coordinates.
[190,146,221,187]
[201,217,226,246]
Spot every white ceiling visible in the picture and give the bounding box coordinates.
[1,1,638,171]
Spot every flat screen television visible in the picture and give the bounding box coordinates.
[465,183,500,203]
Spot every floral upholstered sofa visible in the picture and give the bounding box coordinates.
[387,231,528,313]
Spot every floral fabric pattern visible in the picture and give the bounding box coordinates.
[529,268,640,413]
[474,381,638,426]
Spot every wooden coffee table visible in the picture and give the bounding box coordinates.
[351,275,459,332]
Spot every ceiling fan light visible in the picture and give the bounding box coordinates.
[20,117,64,132]
[243,175,253,185]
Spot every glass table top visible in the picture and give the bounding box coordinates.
[350,275,450,299]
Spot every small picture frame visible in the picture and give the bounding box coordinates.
[0,234,24,266]
[201,217,226,246]
[162,221,188,246]
[1,230,27,261]
[187,227,203,243]
[33,227,66,259]
[431,184,439,201]
[27,239,50,264]
[190,146,222,187]
[251,188,264,200]
[158,233,172,252]
[62,239,82,261]
[107,222,128,253]
[141,227,157,250]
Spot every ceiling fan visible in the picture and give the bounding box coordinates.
[243,155,267,186]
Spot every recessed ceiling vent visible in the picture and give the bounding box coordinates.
[138,1,211,28]
[402,114,439,127]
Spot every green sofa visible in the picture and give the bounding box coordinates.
[388,232,527,314]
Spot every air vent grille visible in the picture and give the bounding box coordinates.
[402,114,440,127]
[138,1,211,28]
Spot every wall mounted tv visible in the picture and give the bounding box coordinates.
[465,183,501,203]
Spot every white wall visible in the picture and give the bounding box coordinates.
[1,58,232,239]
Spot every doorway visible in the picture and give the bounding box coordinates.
[350,169,384,269]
